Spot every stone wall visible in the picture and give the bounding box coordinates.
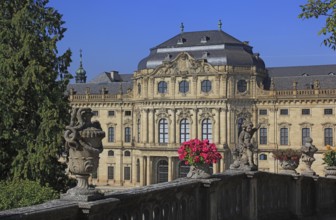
[1,171,336,220]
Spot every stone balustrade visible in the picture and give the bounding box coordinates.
[1,171,336,220]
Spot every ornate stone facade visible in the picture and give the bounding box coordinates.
[68,29,336,187]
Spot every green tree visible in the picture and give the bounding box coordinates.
[299,0,336,50]
[0,0,72,191]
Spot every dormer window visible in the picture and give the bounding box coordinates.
[302,73,309,76]
[177,38,185,45]
[202,52,209,59]
[329,72,335,76]
[200,36,209,43]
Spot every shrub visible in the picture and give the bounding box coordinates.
[0,180,58,211]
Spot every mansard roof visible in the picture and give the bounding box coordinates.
[138,30,265,70]
[266,64,336,90]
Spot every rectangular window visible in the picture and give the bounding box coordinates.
[92,169,98,179]
[108,111,115,116]
[280,128,288,145]
[302,128,310,145]
[325,128,333,146]
[259,109,267,115]
[302,109,310,115]
[125,111,132,116]
[259,128,267,145]
[180,119,190,143]
[108,127,115,142]
[280,109,288,115]
[124,167,131,180]
[325,109,333,115]
[159,119,168,144]
[108,166,114,180]
[92,111,98,116]
[125,127,131,143]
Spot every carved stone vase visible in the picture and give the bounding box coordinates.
[324,166,336,178]
[61,108,105,201]
[187,163,211,179]
[279,159,299,175]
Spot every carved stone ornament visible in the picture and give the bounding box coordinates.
[61,108,105,201]
[150,52,219,77]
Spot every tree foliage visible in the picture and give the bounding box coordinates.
[299,0,336,50]
[0,180,58,211]
[0,0,72,191]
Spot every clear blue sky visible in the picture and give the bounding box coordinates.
[50,0,335,82]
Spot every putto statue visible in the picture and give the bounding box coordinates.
[301,137,317,176]
[230,120,260,171]
[61,108,105,201]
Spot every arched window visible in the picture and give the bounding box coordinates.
[178,161,190,178]
[180,119,190,143]
[108,150,114,156]
[124,151,131,157]
[108,127,115,142]
[201,80,211,92]
[159,119,168,144]
[259,154,267,160]
[157,160,168,183]
[158,81,167,94]
[202,119,212,141]
[179,80,189,93]
[237,80,247,93]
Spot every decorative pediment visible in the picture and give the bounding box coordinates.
[151,52,218,77]
[199,108,215,124]
[155,109,172,123]
[236,108,252,121]
[177,108,193,124]
[299,122,314,128]
[123,118,132,126]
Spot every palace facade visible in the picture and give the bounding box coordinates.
[68,27,336,187]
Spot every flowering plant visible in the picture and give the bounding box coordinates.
[272,149,301,162]
[323,145,336,166]
[178,139,222,166]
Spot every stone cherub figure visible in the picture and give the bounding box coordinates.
[230,120,261,171]
[301,137,317,175]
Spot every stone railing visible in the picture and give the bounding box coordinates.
[1,171,336,220]
[258,88,336,99]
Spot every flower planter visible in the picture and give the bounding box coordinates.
[187,164,211,179]
[279,159,299,175]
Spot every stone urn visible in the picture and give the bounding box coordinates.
[187,163,211,179]
[279,159,299,175]
[61,108,105,201]
[324,166,336,179]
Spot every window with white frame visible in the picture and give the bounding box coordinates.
[159,119,168,144]
[180,119,190,143]
[280,128,288,145]
[108,127,115,142]
[325,128,333,146]
[202,118,212,142]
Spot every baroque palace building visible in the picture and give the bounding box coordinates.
[68,25,336,187]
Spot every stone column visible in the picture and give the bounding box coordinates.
[131,155,136,184]
[215,108,221,144]
[192,108,198,139]
[212,162,218,174]
[148,109,154,144]
[146,156,152,185]
[220,156,225,172]
[171,109,176,145]
[140,156,144,186]
[168,156,173,181]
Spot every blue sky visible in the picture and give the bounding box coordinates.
[50,0,335,82]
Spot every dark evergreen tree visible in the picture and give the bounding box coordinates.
[0,0,72,191]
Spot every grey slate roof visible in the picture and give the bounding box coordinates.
[67,81,132,95]
[89,72,133,84]
[138,30,265,70]
[266,64,336,90]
